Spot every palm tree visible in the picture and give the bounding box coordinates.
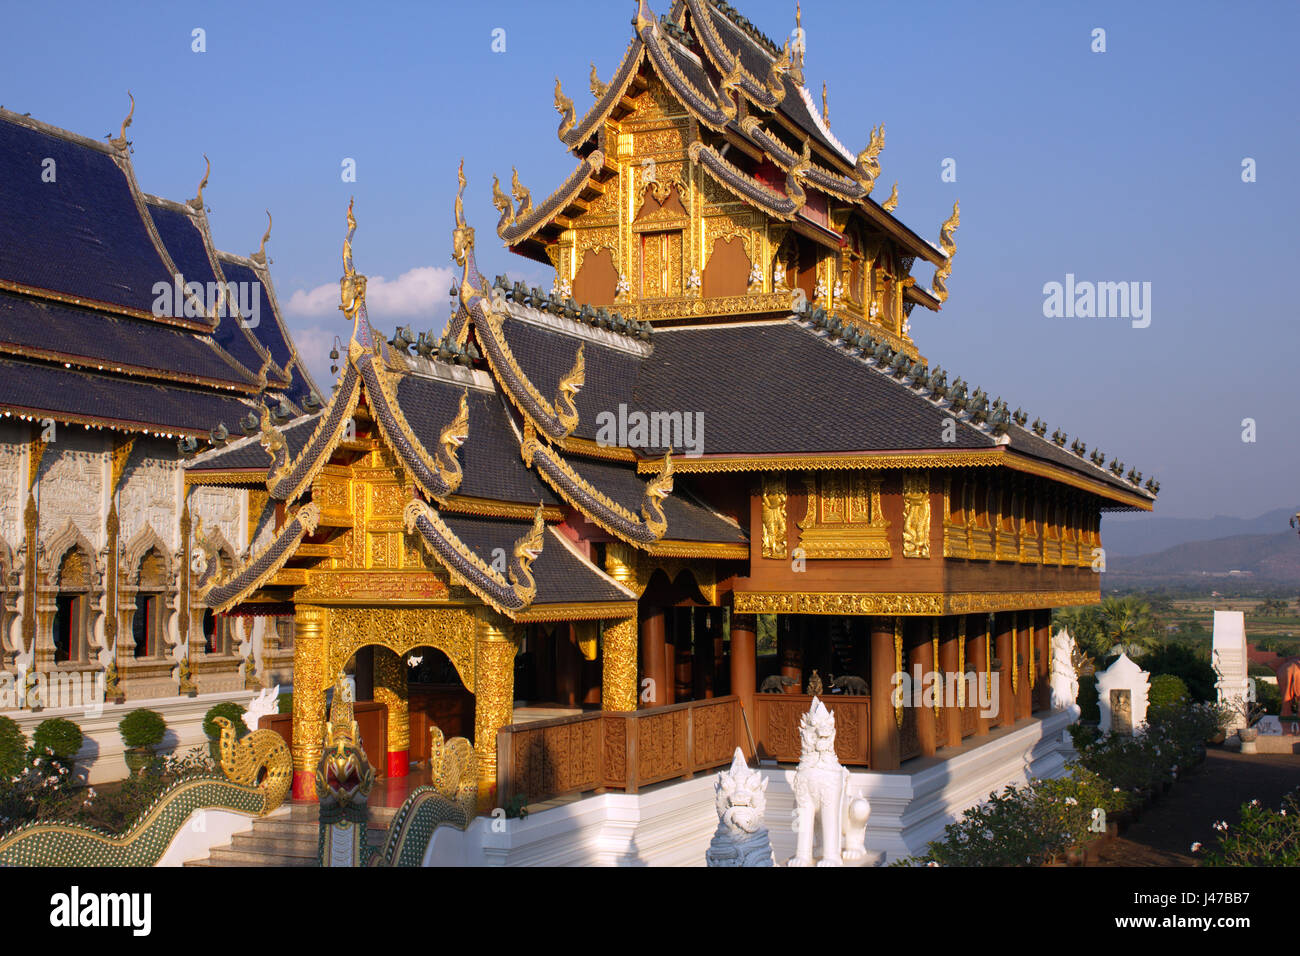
[1099,596,1158,659]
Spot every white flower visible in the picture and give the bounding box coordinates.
[925,861,940,867]
[1064,797,1078,806]
[1191,842,1202,852]
[1213,820,1229,832]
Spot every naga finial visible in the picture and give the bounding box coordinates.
[633,0,655,34]
[590,61,607,98]
[855,124,885,194]
[718,52,744,120]
[508,505,546,606]
[511,167,533,218]
[765,42,790,103]
[339,197,367,321]
[186,154,211,213]
[492,174,516,235]
[452,159,476,268]
[786,139,812,211]
[250,210,273,266]
[932,201,960,304]
[554,76,576,140]
[109,91,134,152]
[882,182,899,212]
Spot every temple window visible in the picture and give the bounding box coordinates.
[52,548,90,664]
[132,548,168,660]
[202,608,232,656]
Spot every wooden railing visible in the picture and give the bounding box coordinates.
[751,694,871,766]
[496,696,740,807]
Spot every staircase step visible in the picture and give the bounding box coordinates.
[205,845,317,866]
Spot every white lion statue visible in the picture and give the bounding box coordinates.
[789,697,870,867]
[706,748,774,867]
[1049,628,1081,718]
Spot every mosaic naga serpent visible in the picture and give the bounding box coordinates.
[0,719,292,867]
[213,715,292,809]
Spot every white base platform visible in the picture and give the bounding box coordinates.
[426,710,1077,866]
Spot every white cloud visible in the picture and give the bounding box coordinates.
[284,265,456,320]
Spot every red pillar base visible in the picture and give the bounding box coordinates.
[291,770,317,802]
[386,749,410,778]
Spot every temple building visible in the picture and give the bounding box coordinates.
[194,0,1157,808]
[0,103,318,704]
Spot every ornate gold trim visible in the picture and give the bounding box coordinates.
[796,473,890,558]
[636,449,1005,474]
[442,495,566,521]
[513,600,640,623]
[641,539,748,559]
[733,589,1100,616]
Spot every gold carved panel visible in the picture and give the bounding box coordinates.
[797,473,890,559]
[760,472,787,559]
[901,472,931,559]
[326,605,477,694]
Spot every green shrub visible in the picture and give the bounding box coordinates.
[1078,674,1100,722]
[1254,679,1282,716]
[1142,644,1218,702]
[1148,674,1190,719]
[0,716,26,780]
[32,718,83,762]
[118,709,166,749]
[202,702,248,740]
[277,692,293,715]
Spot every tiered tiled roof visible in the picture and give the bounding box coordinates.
[0,106,316,441]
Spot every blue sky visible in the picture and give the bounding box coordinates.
[3,0,1296,521]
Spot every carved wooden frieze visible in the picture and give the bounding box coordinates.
[901,471,931,559]
[759,472,787,558]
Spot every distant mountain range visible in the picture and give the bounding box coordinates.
[1101,508,1296,557]
[1106,530,1300,587]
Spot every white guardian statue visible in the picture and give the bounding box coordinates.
[788,696,870,866]
[1049,628,1081,718]
[706,747,774,867]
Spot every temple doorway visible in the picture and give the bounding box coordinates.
[342,644,472,779]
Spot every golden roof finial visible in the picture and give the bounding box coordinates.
[821,82,829,124]
[250,210,272,266]
[340,197,367,320]
[187,154,210,212]
[452,159,476,268]
[882,182,899,212]
[109,91,134,152]
[590,62,607,99]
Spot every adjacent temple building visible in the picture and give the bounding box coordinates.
[0,102,317,703]
[186,0,1155,806]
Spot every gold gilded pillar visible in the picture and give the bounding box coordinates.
[373,645,410,777]
[601,617,638,712]
[473,609,517,811]
[291,605,329,800]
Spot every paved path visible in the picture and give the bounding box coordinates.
[1094,748,1300,866]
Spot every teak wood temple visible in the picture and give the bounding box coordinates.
[188,0,1157,805]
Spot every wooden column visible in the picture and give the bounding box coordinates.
[939,616,962,749]
[729,613,757,759]
[555,623,580,708]
[663,622,677,706]
[870,616,900,770]
[995,612,1015,728]
[970,614,991,737]
[912,619,937,757]
[779,615,802,686]
[1034,609,1051,712]
[639,607,666,708]
[1016,612,1033,719]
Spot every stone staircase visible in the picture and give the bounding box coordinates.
[184,803,397,867]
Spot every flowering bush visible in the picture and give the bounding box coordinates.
[1200,792,1300,867]
[0,745,215,836]
[902,701,1223,866]
[32,718,83,765]
[0,716,25,780]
